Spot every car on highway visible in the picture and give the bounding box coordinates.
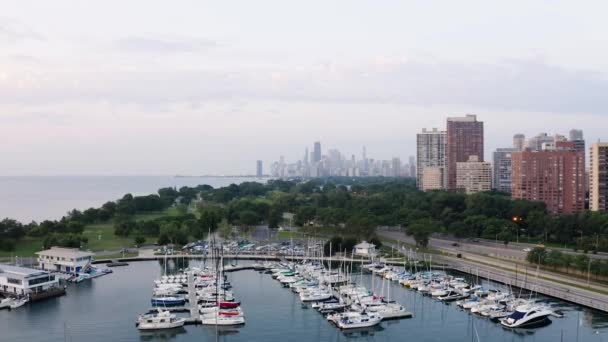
[523,248,532,252]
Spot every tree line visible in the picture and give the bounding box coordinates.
[3,176,608,254]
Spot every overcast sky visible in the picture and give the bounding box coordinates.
[1,0,608,175]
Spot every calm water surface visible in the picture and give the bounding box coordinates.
[0,176,263,222]
[1,261,608,342]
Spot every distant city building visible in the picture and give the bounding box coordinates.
[590,142,608,212]
[525,133,554,151]
[569,129,585,152]
[416,128,447,190]
[392,157,401,177]
[513,134,526,151]
[512,141,586,214]
[456,155,492,194]
[256,160,263,177]
[446,114,484,190]
[408,156,416,178]
[313,141,322,163]
[493,148,516,193]
[421,166,445,191]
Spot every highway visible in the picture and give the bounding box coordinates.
[377,229,608,312]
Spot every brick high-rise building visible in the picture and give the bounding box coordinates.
[590,142,608,212]
[511,141,586,214]
[446,114,484,190]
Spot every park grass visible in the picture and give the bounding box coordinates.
[0,236,45,257]
[3,208,180,257]
[276,231,306,240]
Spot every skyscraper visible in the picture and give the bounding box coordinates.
[416,128,447,190]
[313,141,322,163]
[256,160,263,177]
[446,114,484,190]
[513,134,525,151]
[493,148,516,193]
[408,156,416,178]
[512,141,585,214]
[392,157,401,177]
[456,155,492,194]
[569,129,585,152]
[590,142,608,212]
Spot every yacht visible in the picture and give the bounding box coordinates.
[151,296,186,306]
[201,312,246,326]
[136,309,186,330]
[500,305,554,328]
[336,312,382,329]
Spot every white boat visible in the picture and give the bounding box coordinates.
[201,312,246,326]
[376,303,413,320]
[500,305,554,328]
[9,298,28,310]
[0,298,14,309]
[336,312,382,329]
[136,309,186,330]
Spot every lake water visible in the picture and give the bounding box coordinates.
[0,176,264,222]
[1,260,607,342]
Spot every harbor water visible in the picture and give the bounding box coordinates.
[1,260,608,341]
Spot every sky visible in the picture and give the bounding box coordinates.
[1,0,608,175]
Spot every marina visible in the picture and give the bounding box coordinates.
[1,259,608,341]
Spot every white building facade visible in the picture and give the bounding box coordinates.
[0,264,59,296]
[37,247,95,274]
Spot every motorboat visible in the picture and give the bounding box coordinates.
[136,309,186,330]
[500,305,554,328]
[9,297,28,310]
[0,297,13,309]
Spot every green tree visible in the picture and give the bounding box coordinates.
[526,247,547,265]
[134,235,146,246]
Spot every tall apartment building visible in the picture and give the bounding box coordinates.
[446,115,484,190]
[456,155,492,194]
[256,160,263,177]
[421,166,444,191]
[511,141,586,214]
[590,142,608,211]
[416,128,446,190]
[493,148,516,193]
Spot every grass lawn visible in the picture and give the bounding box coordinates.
[81,223,136,251]
[0,237,45,258]
[276,231,306,240]
[3,207,194,257]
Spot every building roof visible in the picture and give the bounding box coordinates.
[0,264,49,277]
[354,241,376,249]
[36,246,95,258]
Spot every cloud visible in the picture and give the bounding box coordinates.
[1,58,608,116]
[113,36,221,53]
[0,17,44,41]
